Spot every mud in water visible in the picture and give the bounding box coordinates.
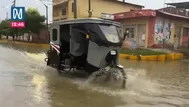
[0,44,189,107]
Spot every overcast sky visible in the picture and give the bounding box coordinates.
[0,0,188,22]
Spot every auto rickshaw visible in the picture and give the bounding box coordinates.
[45,15,127,88]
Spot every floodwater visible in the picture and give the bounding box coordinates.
[0,43,189,107]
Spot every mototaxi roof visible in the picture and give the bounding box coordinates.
[50,18,121,27]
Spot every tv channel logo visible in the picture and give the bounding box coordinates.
[11,7,25,21]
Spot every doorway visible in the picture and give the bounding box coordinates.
[137,24,146,47]
[174,26,181,49]
[182,27,189,48]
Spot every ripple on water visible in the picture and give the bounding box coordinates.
[20,51,189,107]
[1,45,189,107]
[69,67,189,107]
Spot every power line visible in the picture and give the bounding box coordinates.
[12,0,16,7]
[5,12,8,20]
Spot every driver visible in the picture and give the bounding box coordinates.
[70,29,87,57]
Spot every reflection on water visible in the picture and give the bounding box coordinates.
[0,42,49,53]
[32,74,47,103]
[0,43,189,107]
[119,59,189,91]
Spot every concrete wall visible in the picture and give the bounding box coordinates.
[116,17,149,48]
[115,15,189,49]
[53,0,142,21]
[77,0,142,18]
[0,29,49,44]
[153,16,189,48]
[154,17,174,45]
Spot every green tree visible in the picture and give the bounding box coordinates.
[25,8,46,34]
[0,20,11,39]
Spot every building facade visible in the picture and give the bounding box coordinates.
[114,9,189,49]
[53,0,144,21]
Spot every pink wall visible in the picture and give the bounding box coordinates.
[181,28,189,47]
[147,17,156,47]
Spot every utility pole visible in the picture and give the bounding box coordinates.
[39,0,48,27]
[12,0,17,41]
[12,0,16,7]
[88,0,92,17]
[163,0,166,8]
[6,12,8,20]
[45,5,48,26]
[73,0,77,18]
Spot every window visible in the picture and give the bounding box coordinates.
[99,25,120,43]
[124,28,135,38]
[62,8,67,16]
[53,8,59,17]
[52,29,57,41]
[72,2,74,12]
[183,28,189,36]
[53,11,58,17]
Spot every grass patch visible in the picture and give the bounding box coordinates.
[120,48,167,56]
[179,48,189,57]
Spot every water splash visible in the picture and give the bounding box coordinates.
[25,52,47,62]
[72,68,161,96]
[0,45,46,72]
[2,45,189,107]
[0,45,160,95]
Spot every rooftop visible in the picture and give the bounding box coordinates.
[166,2,189,9]
[113,9,155,20]
[111,0,144,8]
[113,9,189,21]
[156,10,189,20]
[158,7,189,17]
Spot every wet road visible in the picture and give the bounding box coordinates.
[0,43,189,107]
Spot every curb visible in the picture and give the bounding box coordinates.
[119,53,184,61]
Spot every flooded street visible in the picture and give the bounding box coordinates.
[0,44,189,107]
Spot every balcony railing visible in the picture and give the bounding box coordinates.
[159,7,189,17]
[53,0,68,6]
[53,15,68,21]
